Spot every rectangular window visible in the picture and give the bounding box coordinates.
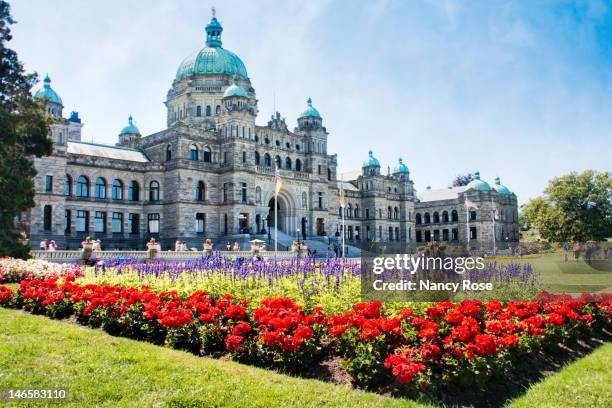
[318,192,323,209]
[64,209,71,233]
[224,151,228,163]
[148,213,160,234]
[224,213,228,234]
[45,175,53,192]
[196,213,206,234]
[76,210,89,233]
[112,212,123,233]
[317,165,321,175]
[129,213,140,235]
[241,182,247,203]
[94,211,106,233]
[242,151,246,163]
[223,183,228,202]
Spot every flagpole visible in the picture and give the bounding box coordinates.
[274,188,278,255]
[340,174,346,258]
[466,199,470,247]
[491,199,496,256]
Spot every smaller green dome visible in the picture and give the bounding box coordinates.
[223,77,247,98]
[493,176,511,195]
[466,170,490,191]
[364,150,380,167]
[120,116,140,135]
[34,74,62,105]
[299,97,321,118]
[397,158,409,173]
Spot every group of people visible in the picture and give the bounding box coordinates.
[563,241,611,262]
[38,239,57,251]
[328,244,348,258]
[225,242,241,251]
[174,241,197,251]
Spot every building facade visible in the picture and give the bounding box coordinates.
[25,13,519,251]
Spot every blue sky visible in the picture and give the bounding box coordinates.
[10,0,612,204]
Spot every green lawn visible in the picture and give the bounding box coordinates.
[507,342,612,408]
[494,251,612,293]
[0,308,424,408]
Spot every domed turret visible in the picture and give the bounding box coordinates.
[493,176,511,195]
[120,116,140,135]
[397,158,409,173]
[364,150,380,167]
[223,76,248,98]
[466,171,491,191]
[117,116,141,148]
[34,74,63,117]
[175,10,248,81]
[299,97,321,118]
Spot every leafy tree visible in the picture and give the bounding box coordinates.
[452,172,474,187]
[0,1,52,258]
[520,170,612,242]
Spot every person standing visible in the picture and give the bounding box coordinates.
[48,240,57,251]
[39,240,47,251]
[226,241,231,251]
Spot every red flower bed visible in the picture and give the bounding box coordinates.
[0,279,610,391]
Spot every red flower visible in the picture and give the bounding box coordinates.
[294,325,314,341]
[232,322,252,336]
[330,325,347,337]
[225,335,244,351]
[225,304,246,320]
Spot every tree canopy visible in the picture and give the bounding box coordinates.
[452,173,474,187]
[0,1,52,258]
[520,170,612,242]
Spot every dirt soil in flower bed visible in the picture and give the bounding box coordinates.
[296,330,611,408]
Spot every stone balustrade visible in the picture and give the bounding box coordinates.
[31,250,295,263]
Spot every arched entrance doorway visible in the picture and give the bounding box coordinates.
[267,194,295,233]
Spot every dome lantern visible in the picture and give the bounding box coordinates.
[397,158,409,174]
[205,7,223,48]
[34,73,63,106]
[466,170,491,191]
[493,176,511,195]
[299,97,321,118]
[119,115,140,135]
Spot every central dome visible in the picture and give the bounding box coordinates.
[175,14,248,81]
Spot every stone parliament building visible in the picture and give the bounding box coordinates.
[24,13,519,251]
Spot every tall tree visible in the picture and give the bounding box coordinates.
[452,172,474,187]
[0,1,52,258]
[520,170,612,242]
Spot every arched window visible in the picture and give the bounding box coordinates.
[215,105,221,114]
[195,181,205,201]
[302,192,307,208]
[189,144,199,161]
[387,206,392,219]
[424,213,431,224]
[346,203,352,218]
[433,212,439,223]
[65,175,72,196]
[256,186,262,204]
[394,207,398,220]
[203,146,212,163]
[166,144,172,161]
[470,210,477,221]
[285,157,292,170]
[327,168,332,181]
[254,151,260,165]
[451,210,458,222]
[295,159,302,172]
[442,211,449,223]
[112,179,123,200]
[338,207,342,217]
[264,153,271,167]
[206,105,211,116]
[354,205,359,218]
[128,181,140,201]
[94,177,106,199]
[416,213,422,225]
[274,155,281,168]
[196,105,202,117]
[149,181,160,202]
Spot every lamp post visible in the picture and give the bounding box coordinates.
[296,228,300,241]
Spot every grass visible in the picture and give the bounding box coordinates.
[493,251,612,293]
[507,342,612,408]
[0,308,425,408]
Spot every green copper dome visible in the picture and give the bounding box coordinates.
[120,116,140,135]
[397,158,409,173]
[223,77,248,98]
[34,74,62,105]
[466,171,491,191]
[493,176,511,195]
[364,150,380,167]
[299,97,321,118]
[175,14,248,81]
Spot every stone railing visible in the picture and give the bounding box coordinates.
[31,250,295,263]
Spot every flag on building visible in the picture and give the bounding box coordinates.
[274,165,282,194]
[338,182,346,208]
[492,206,499,220]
